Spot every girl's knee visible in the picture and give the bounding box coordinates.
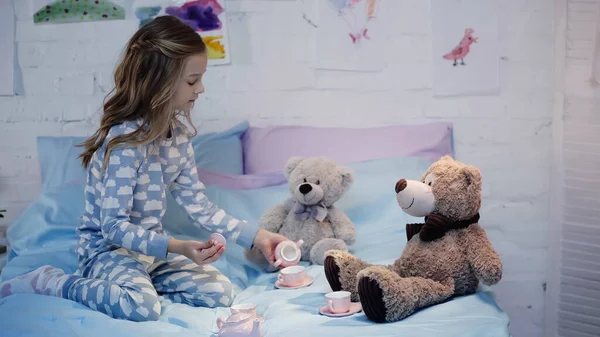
[219,281,235,306]
[139,292,162,321]
[116,289,161,321]
[212,280,234,307]
[188,280,234,308]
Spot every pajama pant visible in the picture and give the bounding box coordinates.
[63,248,234,322]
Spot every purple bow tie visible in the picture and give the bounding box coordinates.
[293,202,328,222]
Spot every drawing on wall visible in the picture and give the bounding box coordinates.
[33,0,126,24]
[164,0,224,32]
[431,0,499,96]
[135,5,161,27]
[442,28,478,66]
[327,0,378,45]
[133,0,230,65]
[313,0,384,71]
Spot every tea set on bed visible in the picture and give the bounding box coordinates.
[214,237,360,337]
[214,155,503,337]
[270,238,360,318]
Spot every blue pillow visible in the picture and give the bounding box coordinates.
[191,121,248,175]
[37,136,88,190]
[36,121,249,190]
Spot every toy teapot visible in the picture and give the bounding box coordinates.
[273,239,304,268]
[216,313,261,337]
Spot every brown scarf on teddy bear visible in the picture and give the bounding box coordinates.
[406,213,480,242]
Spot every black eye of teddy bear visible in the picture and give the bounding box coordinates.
[423,173,437,187]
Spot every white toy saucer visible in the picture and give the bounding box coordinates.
[210,233,226,246]
[318,302,362,317]
[274,275,314,289]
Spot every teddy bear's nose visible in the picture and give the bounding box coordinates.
[299,183,313,194]
[395,179,407,193]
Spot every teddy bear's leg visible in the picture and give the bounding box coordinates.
[357,266,455,323]
[310,238,348,265]
[324,250,372,302]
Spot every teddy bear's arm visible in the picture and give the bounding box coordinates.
[258,198,293,233]
[327,206,356,246]
[465,224,502,286]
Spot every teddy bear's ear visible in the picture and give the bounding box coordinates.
[284,157,304,178]
[462,165,481,185]
[338,165,355,189]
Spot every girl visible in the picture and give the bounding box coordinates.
[0,15,289,321]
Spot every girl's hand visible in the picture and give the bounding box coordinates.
[168,238,225,265]
[252,229,290,268]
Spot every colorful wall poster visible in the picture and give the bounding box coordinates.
[32,0,127,24]
[133,0,230,65]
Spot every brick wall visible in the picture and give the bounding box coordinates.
[0,1,555,336]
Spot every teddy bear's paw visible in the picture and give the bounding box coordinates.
[324,249,353,261]
[358,275,387,323]
[324,251,371,301]
[310,238,348,265]
[324,256,343,292]
[357,266,412,323]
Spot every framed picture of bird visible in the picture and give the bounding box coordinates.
[430,0,499,97]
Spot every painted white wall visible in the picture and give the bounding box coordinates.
[0,1,555,336]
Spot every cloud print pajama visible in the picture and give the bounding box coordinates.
[0,121,259,321]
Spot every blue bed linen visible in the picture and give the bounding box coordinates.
[0,156,510,337]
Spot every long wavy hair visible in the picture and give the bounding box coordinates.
[78,15,206,170]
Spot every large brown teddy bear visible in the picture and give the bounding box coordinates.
[324,155,502,323]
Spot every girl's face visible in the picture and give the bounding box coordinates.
[173,53,208,112]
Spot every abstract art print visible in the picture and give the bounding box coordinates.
[431,0,499,96]
[133,0,230,65]
[32,0,126,24]
[313,0,384,71]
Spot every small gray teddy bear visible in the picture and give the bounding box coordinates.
[247,156,357,271]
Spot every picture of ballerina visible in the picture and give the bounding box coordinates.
[442,28,478,66]
[327,0,378,44]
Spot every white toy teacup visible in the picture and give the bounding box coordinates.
[325,291,351,314]
[277,266,305,287]
[273,239,303,268]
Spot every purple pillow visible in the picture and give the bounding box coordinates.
[241,122,454,174]
[197,168,286,190]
